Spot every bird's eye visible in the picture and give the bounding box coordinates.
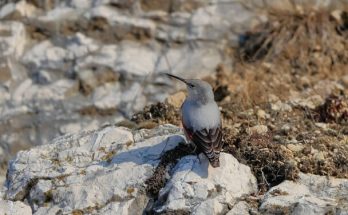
[188,84,195,88]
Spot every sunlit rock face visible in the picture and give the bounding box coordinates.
[4,124,258,214]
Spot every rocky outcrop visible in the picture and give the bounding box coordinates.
[152,153,257,214]
[2,124,348,214]
[0,200,32,215]
[3,124,257,214]
[260,173,348,215]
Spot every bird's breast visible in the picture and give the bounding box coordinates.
[181,100,221,131]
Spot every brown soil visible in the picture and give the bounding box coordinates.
[131,102,181,126]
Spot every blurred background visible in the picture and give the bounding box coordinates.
[0,0,347,186]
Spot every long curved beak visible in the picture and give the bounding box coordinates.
[165,73,188,85]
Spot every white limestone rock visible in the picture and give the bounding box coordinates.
[153,153,258,214]
[75,40,221,80]
[260,173,348,215]
[12,78,77,104]
[0,86,10,105]
[66,33,100,58]
[0,21,27,58]
[21,40,73,70]
[37,6,81,22]
[227,201,251,215]
[92,82,122,109]
[116,42,159,76]
[0,0,39,19]
[75,44,119,72]
[155,44,222,79]
[246,125,268,135]
[5,124,184,214]
[189,2,257,42]
[0,200,32,215]
[21,33,97,72]
[86,5,156,35]
[92,82,146,115]
[59,120,100,135]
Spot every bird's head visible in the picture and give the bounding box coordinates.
[166,73,215,104]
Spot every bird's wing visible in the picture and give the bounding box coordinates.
[183,123,223,159]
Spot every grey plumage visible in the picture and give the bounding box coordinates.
[166,73,223,167]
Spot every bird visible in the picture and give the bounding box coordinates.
[166,73,223,167]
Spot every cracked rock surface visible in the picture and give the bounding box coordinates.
[153,153,257,214]
[3,124,258,214]
[5,124,182,214]
[2,124,348,214]
[2,124,259,214]
[0,199,32,215]
[260,173,348,215]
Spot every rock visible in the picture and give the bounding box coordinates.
[342,75,348,88]
[292,95,324,109]
[260,173,348,215]
[261,0,297,12]
[281,123,291,134]
[21,40,72,70]
[37,7,80,22]
[0,200,32,215]
[246,125,268,135]
[12,79,77,104]
[189,3,256,42]
[0,86,10,104]
[88,5,156,34]
[59,120,99,135]
[287,144,304,153]
[0,175,5,188]
[5,124,184,214]
[271,100,292,112]
[0,0,38,19]
[75,44,118,72]
[313,151,325,162]
[76,41,159,77]
[3,124,260,214]
[153,153,258,214]
[227,201,250,215]
[315,123,328,130]
[0,21,27,58]
[165,91,186,108]
[92,83,121,109]
[115,41,158,76]
[66,33,100,58]
[313,81,344,100]
[331,10,343,23]
[256,109,267,119]
[155,44,222,79]
[92,82,146,116]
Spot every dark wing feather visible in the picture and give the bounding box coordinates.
[183,123,223,167]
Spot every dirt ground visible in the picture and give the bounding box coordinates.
[131,8,348,195]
